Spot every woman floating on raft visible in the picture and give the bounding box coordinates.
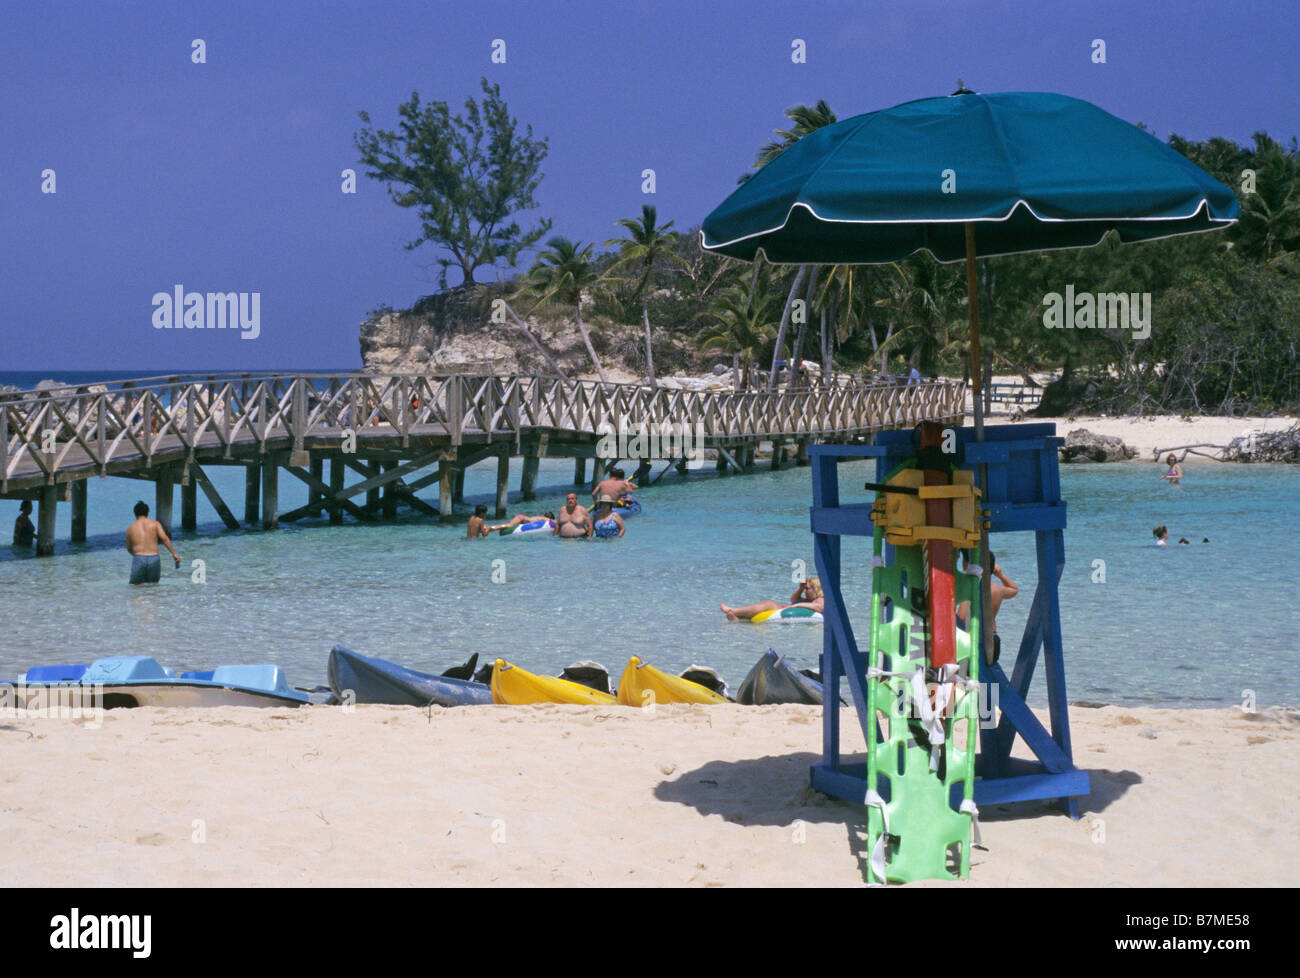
[720,578,823,621]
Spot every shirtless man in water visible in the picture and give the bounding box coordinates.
[125,500,179,584]
[556,493,592,538]
[592,466,636,504]
[720,578,824,620]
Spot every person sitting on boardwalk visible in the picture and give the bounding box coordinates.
[12,500,35,548]
[1160,454,1183,484]
[592,496,626,538]
[556,493,592,538]
[956,556,1018,663]
[125,500,179,584]
[720,578,823,620]
[592,467,637,505]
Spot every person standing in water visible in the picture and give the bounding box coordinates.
[591,496,626,538]
[957,556,1018,663]
[12,500,35,548]
[556,493,592,538]
[592,467,636,504]
[1153,525,1169,546]
[125,501,179,584]
[1160,454,1183,484]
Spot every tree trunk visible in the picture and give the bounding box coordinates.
[642,298,656,387]
[768,264,810,390]
[574,306,608,384]
[788,266,819,389]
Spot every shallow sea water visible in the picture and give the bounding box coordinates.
[2,454,1296,708]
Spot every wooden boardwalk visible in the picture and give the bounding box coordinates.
[1,371,965,554]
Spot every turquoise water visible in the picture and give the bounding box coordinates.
[2,455,1297,708]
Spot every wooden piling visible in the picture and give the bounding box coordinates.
[261,455,278,530]
[439,462,453,522]
[521,450,539,502]
[365,459,380,512]
[244,464,259,524]
[453,468,465,504]
[181,475,197,531]
[309,456,324,516]
[382,461,398,518]
[155,465,174,535]
[771,441,785,471]
[329,455,344,525]
[70,480,87,542]
[573,458,586,485]
[795,439,810,466]
[496,452,510,517]
[37,484,57,556]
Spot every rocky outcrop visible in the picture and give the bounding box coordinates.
[1060,428,1138,462]
[1224,423,1300,463]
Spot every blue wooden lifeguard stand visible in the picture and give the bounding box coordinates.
[808,422,1090,818]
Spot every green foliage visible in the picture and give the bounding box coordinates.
[355,79,552,287]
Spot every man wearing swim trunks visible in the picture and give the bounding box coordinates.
[556,493,592,538]
[125,500,179,584]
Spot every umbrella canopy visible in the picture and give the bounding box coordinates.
[701,90,1239,264]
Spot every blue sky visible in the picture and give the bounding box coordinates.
[3,0,1296,371]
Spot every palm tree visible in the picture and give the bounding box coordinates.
[697,274,781,387]
[520,236,607,383]
[748,101,838,387]
[604,205,683,387]
[1235,135,1300,262]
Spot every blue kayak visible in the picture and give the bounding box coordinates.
[327,645,493,707]
[10,655,308,708]
[611,494,641,517]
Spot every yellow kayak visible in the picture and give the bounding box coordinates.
[490,658,616,706]
[616,656,729,706]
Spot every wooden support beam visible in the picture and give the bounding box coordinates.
[244,464,259,524]
[261,455,279,530]
[715,445,743,474]
[336,450,446,501]
[520,451,539,502]
[189,463,240,530]
[382,461,398,518]
[632,459,652,484]
[181,477,197,531]
[309,456,324,515]
[37,484,57,556]
[329,456,344,525]
[155,464,174,535]
[715,450,728,473]
[70,480,87,542]
[439,462,453,522]
[573,457,586,485]
[795,439,810,467]
[284,465,374,523]
[453,467,465,504]
[497,452,510,518]
[387,482,439,517]
[771,441,786,471]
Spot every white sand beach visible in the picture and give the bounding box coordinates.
[3,702,1296,887]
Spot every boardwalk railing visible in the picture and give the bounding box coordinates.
[1,372,965,490]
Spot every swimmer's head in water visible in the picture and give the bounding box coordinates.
[1178,538,1190,545]
[1153,525,1168,540]
[565,493,578,507]
[1202,537,1210,543]
[474,504,487,517]
[803,577,823,599]
[133,500,149,518]
[543,511,556,521]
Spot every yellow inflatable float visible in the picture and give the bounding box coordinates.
[490,658,616,705]
[616,656,729,706]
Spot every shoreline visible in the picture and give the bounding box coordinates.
[3,702,1296,887]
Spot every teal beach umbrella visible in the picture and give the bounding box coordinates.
[701,88,1239,665]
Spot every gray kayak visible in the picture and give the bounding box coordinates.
[328,645,493,707]
[735,649,824,705]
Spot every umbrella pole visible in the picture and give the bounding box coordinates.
[965,223,996,669]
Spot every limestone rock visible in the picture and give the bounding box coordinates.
[1060,428,1137,462]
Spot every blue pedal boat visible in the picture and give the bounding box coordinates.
[9,655,309,708]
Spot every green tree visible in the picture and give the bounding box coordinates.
[355,79,552,287]
[605,205,684,386]
[521,237,607,383]
[697,273,782,387]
